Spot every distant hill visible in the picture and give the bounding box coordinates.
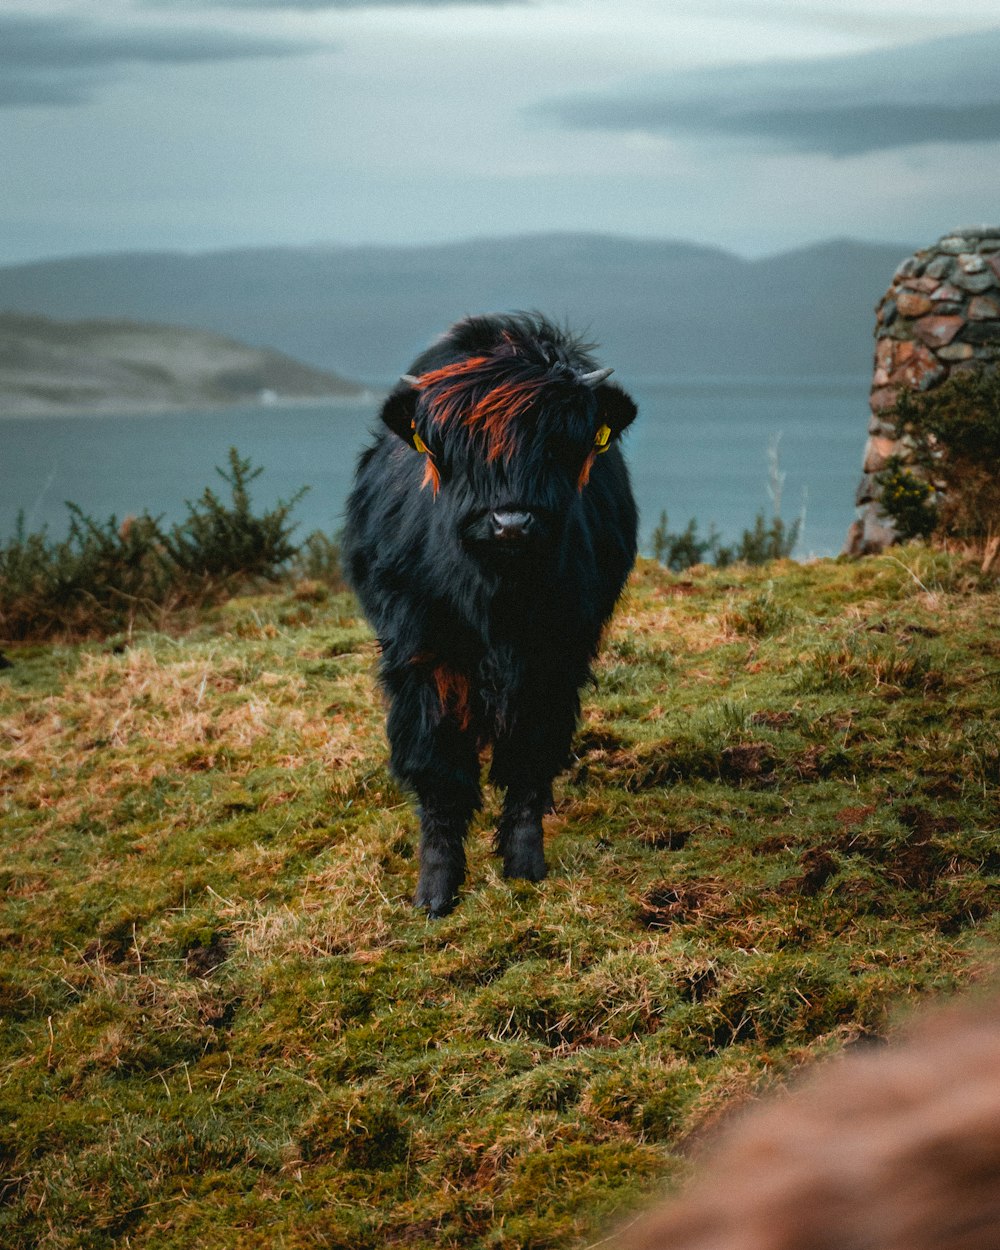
[0,234,912,383]
[0,312,365,415]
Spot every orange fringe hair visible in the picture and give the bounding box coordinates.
[410,353,550,466]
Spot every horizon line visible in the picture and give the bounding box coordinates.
[0,228,923,272]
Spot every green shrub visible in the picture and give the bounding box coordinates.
[878,368,1000,547]
[0,506,173,640]
[162,448,305,582]
[649,511,717,571]
[290,528,345,589]
[724,510,800,565]
[649,509,800,571]
[0,448,320,641]
[877,456,936,541]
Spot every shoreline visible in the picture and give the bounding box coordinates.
[0,374,868,420]
[0,390,384,419]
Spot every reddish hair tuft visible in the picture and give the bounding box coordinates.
[432,664,472,730]
[412,353,553,463]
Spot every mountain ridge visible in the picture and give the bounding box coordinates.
[0,233,913,383]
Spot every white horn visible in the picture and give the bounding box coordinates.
[579,367,613,386]
[400,373,421,387]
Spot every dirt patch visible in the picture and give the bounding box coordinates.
[778,848,839,897]
[719,743,776,784]
[636,880,734,929]
[634,825,696,852]
[748,710,796,729]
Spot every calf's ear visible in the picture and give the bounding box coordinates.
[596,382,637,436]
[380,384,421,448]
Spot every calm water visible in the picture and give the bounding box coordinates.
[0,377,869,558]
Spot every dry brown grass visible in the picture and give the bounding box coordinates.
[0,553,998,1249]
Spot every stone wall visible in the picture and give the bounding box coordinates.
[845,227,1000,555]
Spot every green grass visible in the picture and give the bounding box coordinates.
[1,548,999,1248]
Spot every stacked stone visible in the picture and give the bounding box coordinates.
[846,226,1000,555]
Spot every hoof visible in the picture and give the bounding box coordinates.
[414,895,457,919]
[414,876,460,918]
[502,854,547,883]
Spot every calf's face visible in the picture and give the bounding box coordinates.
[380,353,636,568]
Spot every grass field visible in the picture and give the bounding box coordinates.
[2,548,998,1248]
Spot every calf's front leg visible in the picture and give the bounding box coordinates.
[385,674,481,917]
[496,784,552,882]
[491,677,580,884]
[413,796,475,917]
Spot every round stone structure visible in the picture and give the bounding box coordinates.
[845,227,1000,555]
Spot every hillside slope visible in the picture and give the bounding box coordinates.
[0,233,910,381]
[0,312,364,415]
[0,550,997,1248]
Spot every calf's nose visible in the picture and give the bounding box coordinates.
[490,510,534,541]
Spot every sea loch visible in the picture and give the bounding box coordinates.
[0,376,868,559]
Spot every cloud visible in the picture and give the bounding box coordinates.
[0,14,324,108]
[534,27,1000,156]
[144,0,527,8]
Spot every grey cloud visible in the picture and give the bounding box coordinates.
[0,14,324,107]
[144,0,527,8]
[534,28,1000,156]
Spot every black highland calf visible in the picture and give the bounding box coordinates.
[343,313,638,915]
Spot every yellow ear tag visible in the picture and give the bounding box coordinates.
[594,424,612,453]
[411,422,429,455]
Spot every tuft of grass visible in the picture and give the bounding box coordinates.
[1,546,999,1248]
[721,582,798,638]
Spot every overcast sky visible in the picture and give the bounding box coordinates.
[3,0,999,265]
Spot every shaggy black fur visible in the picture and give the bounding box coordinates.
[343,313,638,915]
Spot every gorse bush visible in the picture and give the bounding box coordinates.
[722,511,801,567]
[649,509,801,572]
[0,506,175,641]
[878,368,1000,550]
[876,456,936,542]
[650,513,718,571]
[289,528,344,588]
[163,449,306,581]
[0,448,330,641]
